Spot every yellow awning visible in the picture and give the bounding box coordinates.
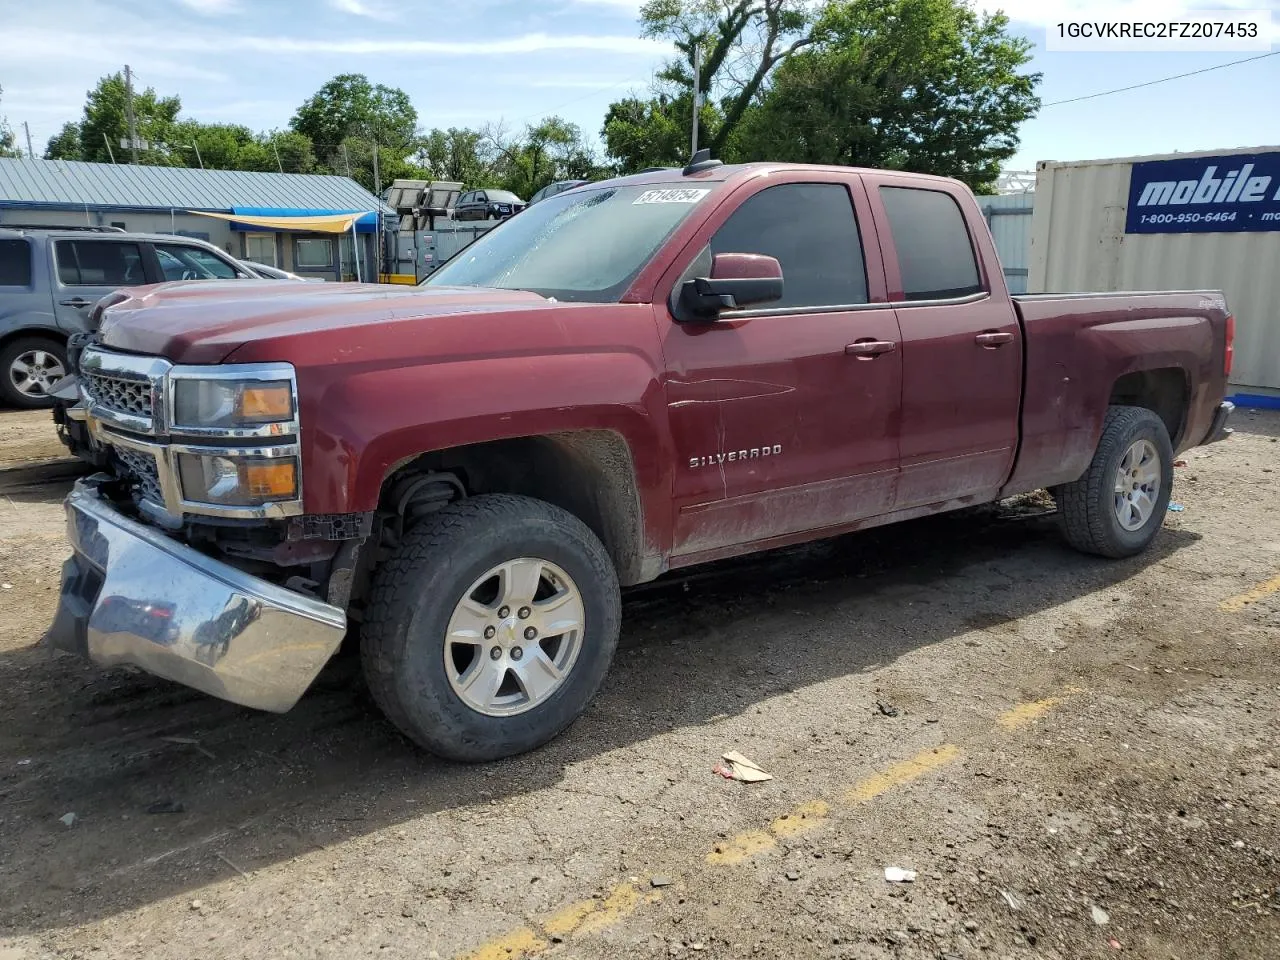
[186,210,368,233]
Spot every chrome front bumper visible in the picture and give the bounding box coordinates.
[45,477,347,712]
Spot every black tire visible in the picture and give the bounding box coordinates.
[361,494,621,761]
[1058,405,1174,558]
[0,335,68,409]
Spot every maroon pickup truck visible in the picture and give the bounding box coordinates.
[46,157,1235,760]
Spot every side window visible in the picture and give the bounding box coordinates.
[295,237,334,269]
[0,238,33,286]
[181,246,240,279]
[710,183,867,308]
[879,187,982,301]
[55,240,145,286]
[154,245,241,281]
[477,191,488,203]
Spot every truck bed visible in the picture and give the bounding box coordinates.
[1002,289,1230,497]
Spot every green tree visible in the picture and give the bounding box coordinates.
[0,85,24,158]
[76,71,182,164]
[44,121,83,160]
[602,93,719,173]
[291,73,418,190]
[741,0,1040,192]
[421,127,487,184]
[603,0,813,169]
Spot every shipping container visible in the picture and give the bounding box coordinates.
[1028,146,1280,396]
[976,194,1034,294]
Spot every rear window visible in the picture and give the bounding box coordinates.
[0,238,32,286]
[879,187,982,301]
[55,240,146,286]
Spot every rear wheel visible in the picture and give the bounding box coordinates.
[0,336,67,408]
[1057,405,1174,558]
[361,494,621,761]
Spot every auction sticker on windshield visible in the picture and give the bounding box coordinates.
[633,188,711,204]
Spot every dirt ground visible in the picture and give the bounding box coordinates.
[0,407,1277,960]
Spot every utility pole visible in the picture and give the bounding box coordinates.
[341,142,352,178]
[190,141,204,169]
[103,133,116,163]
[123,64,139,162]
[371,140,381,196]
[272,142,283,173]
[22,122,33,159]
[690,43,702,157]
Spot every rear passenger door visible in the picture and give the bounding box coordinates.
[864,175,1022,509]
[51,238,147,331]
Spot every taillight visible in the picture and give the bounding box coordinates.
[1225,314,1235,377]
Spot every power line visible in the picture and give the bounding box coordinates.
[1042,50,1279,107]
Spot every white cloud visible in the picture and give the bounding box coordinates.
[177,0,241,13]
[4,26,668,58]
[327,0,397,21]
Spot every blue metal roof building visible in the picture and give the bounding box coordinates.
[0,158,393,281]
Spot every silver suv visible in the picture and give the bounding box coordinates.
[0,226,263,408]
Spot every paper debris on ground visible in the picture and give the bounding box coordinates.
[713,751,773,782]
[1091,905,1110,926]
[884,866,917,883]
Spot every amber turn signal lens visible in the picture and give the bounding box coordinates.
[243,462,297,498]
[239,385,292,419]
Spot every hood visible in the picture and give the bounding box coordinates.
[98,280,551,364]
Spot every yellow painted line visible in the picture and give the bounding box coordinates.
[574,882,661,936]
[770,799,830,839]
[997,697,1062,730]
[843,744,961,804]
[458,695,1077,958]
[1221,573,1280,612]
[707,829,775,865]
[540,899,598,939]
[459,927,546,960]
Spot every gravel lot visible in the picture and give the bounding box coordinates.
[0,407,1277,960]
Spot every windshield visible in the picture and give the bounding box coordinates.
[487,191,521,203]
[425,182,717,302]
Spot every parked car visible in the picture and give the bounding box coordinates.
[46,158,1234,763]
[0,226,261,407]
[241,260,320,281]
[453,189,526,221]
[527,180,587,206]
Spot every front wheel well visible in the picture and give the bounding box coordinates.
[1108,368,1189,446]
[377,430,650,586]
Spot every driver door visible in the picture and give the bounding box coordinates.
[658,176,904,564]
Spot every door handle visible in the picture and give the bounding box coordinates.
[975,331,1015,348]
[845,339,897,359]
[59,298,92,308]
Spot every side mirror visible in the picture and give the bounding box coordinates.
[676,253,784,322]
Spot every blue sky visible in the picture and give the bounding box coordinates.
[2,0,1277,173]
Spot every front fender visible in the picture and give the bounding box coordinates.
[297,348,674,554]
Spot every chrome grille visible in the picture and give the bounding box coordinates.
[114,447,164,505]
[83,371,153,419]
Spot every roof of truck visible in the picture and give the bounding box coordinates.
[600,161,965,191]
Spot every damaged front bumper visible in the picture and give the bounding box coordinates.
[44,477,347,712]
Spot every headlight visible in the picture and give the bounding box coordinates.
[177,452,298,505]
[173,378,293,430]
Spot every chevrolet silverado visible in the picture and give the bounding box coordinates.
[45,156,1235,760]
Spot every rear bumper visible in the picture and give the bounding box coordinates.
[44,477,346,712]
[1203,400,1234,444]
